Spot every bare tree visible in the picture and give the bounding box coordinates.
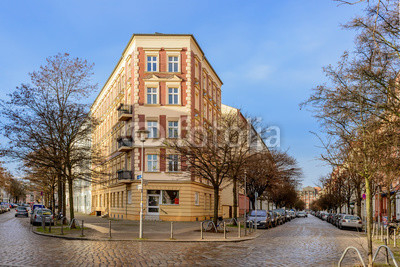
[0,53,99,227]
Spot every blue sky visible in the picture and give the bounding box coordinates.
[0,0,363,187]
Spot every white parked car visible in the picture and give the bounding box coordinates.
[338,215,362,231]
[297,211,307,218]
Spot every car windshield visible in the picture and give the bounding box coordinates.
[345,215,360,220]
[17,207,26,210]
[249,210,267,216]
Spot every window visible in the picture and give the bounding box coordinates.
[147,88,157,104]
[147,121,158,138]
[147,154,158,172]
[168,154,179,172]
[147,56,157,72]
[162,190,179,205]
[168,56,179,72]
[168,88,179,104]
[195,192,199,206]
[168,121,178,138]
[127,190,132,204]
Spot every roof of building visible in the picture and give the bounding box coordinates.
[92,33,223,109]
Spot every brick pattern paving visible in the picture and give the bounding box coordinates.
[0,211,382,266]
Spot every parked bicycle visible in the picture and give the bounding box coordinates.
[202,217,224,232]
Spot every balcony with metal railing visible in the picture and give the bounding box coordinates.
[117,170,133,183]
[117,104,133,121]
[117,136,133,152]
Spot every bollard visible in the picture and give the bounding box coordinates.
[238,222,241,238]
[387,227,390,245]
[42,216,45,232]
[200,222,203,240]
[384,238,389,265]
[224,222,226,239]
[81,220,84,237]
[170,222,173,239]
[109,220,112,238]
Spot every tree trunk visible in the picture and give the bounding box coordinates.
[57,177,62,215]
[365,177,373,266]
[68,178,75,228]
[62,179,67,224]
[232,177,238,225]
[356,185,362,218]
[213,186,220,226]
[347,200,351,215]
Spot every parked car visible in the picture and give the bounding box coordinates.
[285,210,292,222]
[274,209,287,223]
[30,204,45,216]
[338,214,363,231]
[268,211,278,227]
[297,211,307,218]
[246,210,271,229]
[289,210,296,219]
[15,206,29,217]
[30,208,54,226]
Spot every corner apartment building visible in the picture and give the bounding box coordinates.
[91,34,223,221]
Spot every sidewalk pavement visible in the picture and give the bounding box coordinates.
[33,213,260,242]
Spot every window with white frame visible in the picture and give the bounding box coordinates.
[168,121,178,138]
[168,56,179,72]
[147,121,158,138]
[147,56,157,72]
[168,88,179,104]
[147,154,158,172]
[195,192,199,206]
[168,154,179,172]
[147,88,157,104]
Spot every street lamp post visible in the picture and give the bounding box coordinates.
[137,129,148,239]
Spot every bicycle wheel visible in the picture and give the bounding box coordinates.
[204,221,213,231]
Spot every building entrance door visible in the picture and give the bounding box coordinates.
[147,190,161,220]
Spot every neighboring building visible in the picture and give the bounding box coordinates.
[66,179,92,214]
[219,104,267,218]
[1,187,9,203]
[300,186,320,210]
[91,34,223,221]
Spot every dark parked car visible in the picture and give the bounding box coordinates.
[15,206,29,217]
[246,210,271,229]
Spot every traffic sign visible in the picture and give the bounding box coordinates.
[362,193,366,200]
[137,175,142,180]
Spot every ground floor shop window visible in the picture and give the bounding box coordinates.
[162,190,179,205]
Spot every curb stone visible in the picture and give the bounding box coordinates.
[32,229,262,242]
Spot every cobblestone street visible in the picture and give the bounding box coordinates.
[0,211,373,266]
